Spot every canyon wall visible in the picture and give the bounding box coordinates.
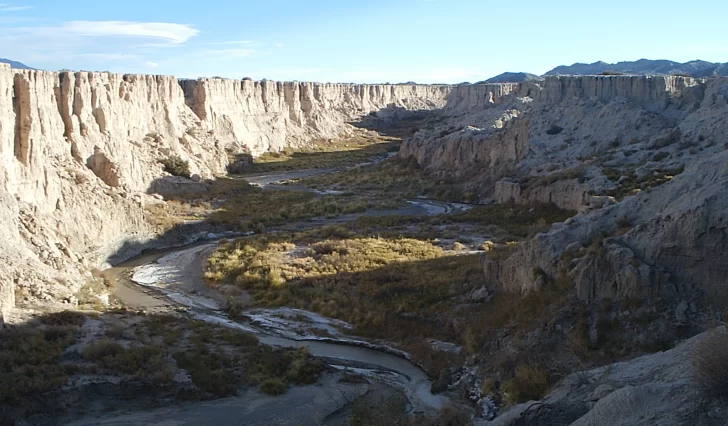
[0,63,451,318]
[401,75,702,203]
[179,79,450,155]
[1,62,724,319]
[401,73,728,304]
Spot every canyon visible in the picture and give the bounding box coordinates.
[2,60,728,425]
[0,63,449,321]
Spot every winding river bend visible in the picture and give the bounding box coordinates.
[102,166,471,417]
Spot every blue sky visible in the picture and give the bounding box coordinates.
[1,0,727,83]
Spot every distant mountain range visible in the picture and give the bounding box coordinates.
[546,59,728,77]
[483,72,542,83]
[486,59,728,83]
[0,58,33,69]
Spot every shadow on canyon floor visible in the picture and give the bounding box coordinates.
[348,106,444,138]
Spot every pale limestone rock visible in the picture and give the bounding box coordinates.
[86,146,121,187]
[179,79,450,156]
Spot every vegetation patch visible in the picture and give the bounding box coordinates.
[442,202,574,239]
[159,155,191,178]
[206,236,483,373]
[83,339,174,383]
[522,166,587,192]
[600,166,684,200]
[207,188,401,232]
[148,177,403,234]
[301,157,469,202]
[501,364,553,405]
[0,324,79,405]
[248,133,400,173]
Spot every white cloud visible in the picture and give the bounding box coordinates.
[274,43,284,48]
[146,61,158,68]
[61,21,199,44]
[0,4,34,12]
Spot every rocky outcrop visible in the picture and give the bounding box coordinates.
[401,109,529,186]
[482,328,719,426]
[400,74,728,303]
[478,81,728,301]
[86,146,121,187]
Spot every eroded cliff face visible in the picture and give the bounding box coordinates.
[0,63,453,318]
[403,74,728,303]
[179,79,450,156]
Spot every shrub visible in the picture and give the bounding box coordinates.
[284,348,324,385]
[159,155,191,178]
[0,327,79,404]
[600,70,624,76]
[40,310,87,327]
[260,378,287,395]
[83,339,124,359]
[173,347,239,396]
[692,329,728,396]
[501,364,552,405]
[350,391,408,425]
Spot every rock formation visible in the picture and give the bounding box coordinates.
[401,74,728,304]
[0,63,451,317]
[179,78,449,156]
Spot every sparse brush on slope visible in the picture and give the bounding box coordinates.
[159,155,191,178]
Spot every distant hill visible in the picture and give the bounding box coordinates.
[545,59,728,77]
[484,72,542,83]
[0,58,33,70]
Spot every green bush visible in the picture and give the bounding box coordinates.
[159,155,191,178]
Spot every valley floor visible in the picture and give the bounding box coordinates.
[3,131,726,426]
